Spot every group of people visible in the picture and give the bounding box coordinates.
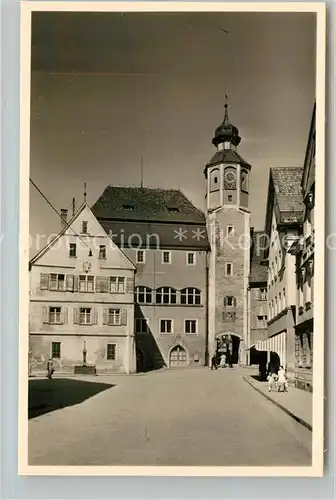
[211,351,233,370]
[267,363,288,393]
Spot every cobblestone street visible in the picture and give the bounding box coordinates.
[28,368,312,466]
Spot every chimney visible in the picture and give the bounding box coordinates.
[60,209,68,229]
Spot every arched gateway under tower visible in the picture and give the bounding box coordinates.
[205,97,251,365]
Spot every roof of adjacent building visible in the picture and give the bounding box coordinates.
[249,230,268,284]
[92,186,210,250]
[204,149,251,174]
[270,167,305,224]
[91,186,206,224]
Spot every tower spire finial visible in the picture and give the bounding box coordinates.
[84,182,87,203]
[224,93,229,125]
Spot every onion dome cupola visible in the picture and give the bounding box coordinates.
[212,95,241,148]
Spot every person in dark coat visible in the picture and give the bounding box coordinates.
[47,358,55,379]
[226,350,233,368]
[211,353,218,370]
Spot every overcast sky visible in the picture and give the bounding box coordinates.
[29,11,316,255]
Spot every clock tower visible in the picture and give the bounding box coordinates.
[205,97,251,365]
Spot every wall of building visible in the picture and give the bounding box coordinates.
[122,247,208,369]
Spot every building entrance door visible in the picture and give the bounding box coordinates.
[169,345,187,367]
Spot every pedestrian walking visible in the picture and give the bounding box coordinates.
[226,350,233,368]
[277,366,288,392]
[47,358,55,379]
[267,372,278,392]
[211,354,218,370]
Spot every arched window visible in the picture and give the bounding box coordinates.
[210,168,220,192]
[135,286,153,304]
[155,287,177,305]
[241,169,249,192]
[181,287,201,305]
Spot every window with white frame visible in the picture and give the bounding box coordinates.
[79,275,94,292]
[49,273,65,291]
[49,307,62,324]
[162,251,171,264]
[106,343,116,360]
[226,225,234,237]
[69,243,77,258]
[51,342,61,359]
[181,287,201,305]
[224,296,236,307]
[225,263,233,276]
[185,319,197,334]
[257,315,267,328]
[135,286,152,304]
[99,245,106,260]
[187,252,196,265]
[136,250,145,263]
[108,308,121,326]
[79,307,92,324]
[160,319,173,334]
[135,318,148,334]
[259,288,267,300]
[82,221,88,234]
[156,287,177,304]
[110,276,125,293]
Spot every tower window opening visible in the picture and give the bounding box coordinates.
[228,195,233,202]
[214,177,218,184]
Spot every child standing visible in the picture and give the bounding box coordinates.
[277,365,288,392]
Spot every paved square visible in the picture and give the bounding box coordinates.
[29,368,312,466]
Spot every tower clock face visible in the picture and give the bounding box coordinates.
[224,168,237,190]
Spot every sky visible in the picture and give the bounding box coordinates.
[29,11,316,256]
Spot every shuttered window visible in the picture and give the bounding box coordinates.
[103,308,127,326]
[110,277,125,293]
[74,308,98,325]
[79,275,94,292]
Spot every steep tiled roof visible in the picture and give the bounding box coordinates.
[249,230,268,284]
[99,220,210,250]
[205,149,251,174]
[92,186,206,224]
[271,167,304,224]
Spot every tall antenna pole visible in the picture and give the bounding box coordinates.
[140,155,144,188]
[84,182,87,203]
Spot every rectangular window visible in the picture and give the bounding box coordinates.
[79,275,95,292]
[227,225,234,237]
[49,273,65,291]
[224,296,235,307]
[223,311,236,321]
[185,319,197,334]
[79,307,92,324]
[99,245,106,260]
[49,306,61,324]
[162,251,171,264]
[228,195,233,202]
[110,276,125,293]
[107,343,116,360]
[82,221,88,234]
[187,252,196,266]
[108,308,121,326]
[258,288,267,300]
[135,318,148,334]
[257,315,267,328]
[160,319,173,334]
[51,342,61,359]
[136,250,145,263]
[225,263,233,276]
[69,244,77,258]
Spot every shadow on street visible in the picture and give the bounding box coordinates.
[28,378,115,419]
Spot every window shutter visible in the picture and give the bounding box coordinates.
[120,309,127,326]
[103,308,108,325]
[101,276,109,293]
[42,306,48,323]
[62,307,68,324]
[73,308,78,324]
[126,277,134,294]
[234,298,237,307]
[96,277,102,293]
[40,273,49,290]
[223,297,227,307]
[66,275,74,291]
[93,308,98,325]
[73,276,79,292]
